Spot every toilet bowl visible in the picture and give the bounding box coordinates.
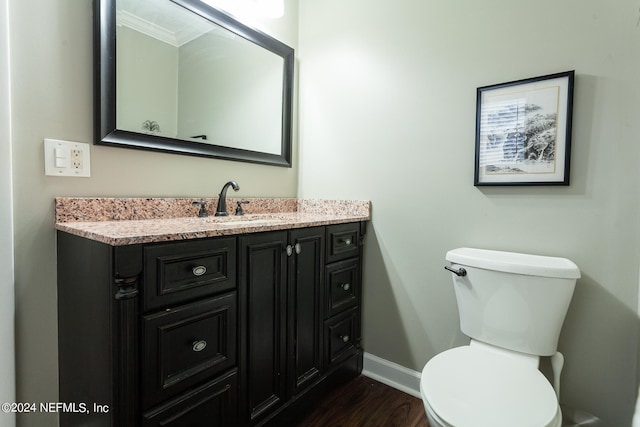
[420,343,562,427]
[420,248,580,427]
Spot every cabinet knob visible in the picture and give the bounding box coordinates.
[340,283,350,291]
[295,243,302,254]
[192,340,207,352]
[343,238,352,246]
[192,266,207,276]
[340,335,350,343]
[286,245,293,256]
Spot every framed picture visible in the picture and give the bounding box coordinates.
[474,70,575,186]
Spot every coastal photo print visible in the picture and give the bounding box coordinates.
[474,70,575,186]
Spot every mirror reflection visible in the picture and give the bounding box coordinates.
[116,0,284,155]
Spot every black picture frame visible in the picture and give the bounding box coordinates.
[474,70,575,186]
[94,0,294,167]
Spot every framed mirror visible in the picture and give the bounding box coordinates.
[95,0,294,167]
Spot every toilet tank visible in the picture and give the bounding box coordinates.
[446,248,580,356]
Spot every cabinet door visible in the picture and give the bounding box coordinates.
[325,258,360,318]
[288,227,324,397]
[143,237,236,311]
[239,232,288,424]
[142,370,238,427]
[324,307,359,369]
[326,223,360,263]
[142,292,237,408]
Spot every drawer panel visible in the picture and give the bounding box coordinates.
[324,307,359,369]
[143,369,238,427]
[144,237,236,311]
[325,258,360,318]
[143,292,237,408]
[326,223,360,263]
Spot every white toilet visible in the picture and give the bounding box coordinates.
[420,247,581,427]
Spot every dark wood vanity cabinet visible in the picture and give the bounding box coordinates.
[57,221,365,427]
[239,224,364,426]
[239,227,325,425]
[322,224,362,373]
[57,233,239,427]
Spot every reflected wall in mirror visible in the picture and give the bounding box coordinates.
[95,0,294,166]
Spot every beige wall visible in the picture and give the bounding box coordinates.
[298,0,640,426]
[9,1,298,426]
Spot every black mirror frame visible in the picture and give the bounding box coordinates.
[94,0,294,167]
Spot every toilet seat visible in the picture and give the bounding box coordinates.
[420,346,561,427]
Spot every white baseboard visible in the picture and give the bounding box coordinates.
[361,352,422,398]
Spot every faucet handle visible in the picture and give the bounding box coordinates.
[192,200,208,218]
[235,200,249,216]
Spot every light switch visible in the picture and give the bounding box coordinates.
[44,139,91,177]
[54,147,69,168]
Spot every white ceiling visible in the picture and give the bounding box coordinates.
[117,0,216,47]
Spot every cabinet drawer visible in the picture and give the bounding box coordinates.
[326,223,360,263]
[142,292,237,408]
[324,307,359,369]
[325,258,360,318]
[144,237,236,311]
[143,369,238,427]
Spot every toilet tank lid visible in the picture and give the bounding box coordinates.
[446,248,581,279]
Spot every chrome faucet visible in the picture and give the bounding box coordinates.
[215,181,240,216]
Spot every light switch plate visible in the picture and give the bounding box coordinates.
[44,139,91,177]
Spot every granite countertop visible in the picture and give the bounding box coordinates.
[55,197,370,246]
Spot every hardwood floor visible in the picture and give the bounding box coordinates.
[293,375,430,427]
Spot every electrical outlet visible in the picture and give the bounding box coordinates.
[44,139,91,177]
[71,149,83,169]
